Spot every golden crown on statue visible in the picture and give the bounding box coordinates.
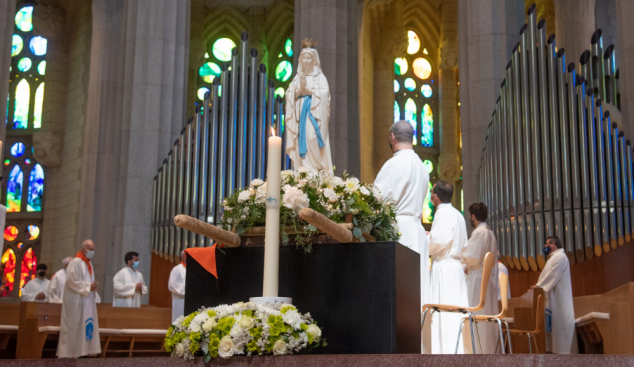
[301,38,317,49]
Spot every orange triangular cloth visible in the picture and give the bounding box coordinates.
[185,244,217,279]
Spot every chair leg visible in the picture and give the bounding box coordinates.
[504,321,513,354]
[454,318,465,354]
[532,334,539,354]
[527,334,532,354]
[468,313,477,355]
[474,321,483,354]
[494,318,506,354]
[421,309,429,332]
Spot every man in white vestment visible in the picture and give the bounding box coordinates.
[168,250,187,321]
[531,236,578,354]
[21,264,50,302]
[57,240,100,358]
[375,120,431,307]
[498,257,511,300]
[460,203,499,354]
[113,251,147,307]
[426,180,469,354]
[47,257,73,303]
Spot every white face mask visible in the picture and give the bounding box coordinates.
[86,250,95,259]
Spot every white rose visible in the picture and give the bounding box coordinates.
[273,339,288,356]
[306,324,321,342]
[360,186,370,196]
[202,317,217,331]
[250,178,264,187]
[238,316,254,329]
[218,336,235,359]
[282,186,310,212]
[256,182,268,203]
[237,190,252,203]
[323,188,339,203]
[175,342,186,357]
[281,170,295,182]
[344,177,360,193]
[331,176,344,187]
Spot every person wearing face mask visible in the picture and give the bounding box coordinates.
[530,236,578,354]
[112,251,147,307]
[374,120,431,314]
[21,263,50,302]
[57,239,101,358]
[168,250,187,321]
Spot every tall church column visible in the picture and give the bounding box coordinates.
[438,0,461,189]
[294,0,361,177]
[458,0,524,229]
[0,0,16,143]
[552,0,596,63]
[615,0,634,138]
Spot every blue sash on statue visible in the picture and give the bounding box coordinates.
[299,95,324,158]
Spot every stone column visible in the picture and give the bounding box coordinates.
[552,0,596,64]
[294,0,361,177]
[0,0,16,144]
[615,0,634,138]
[458,0,524,230]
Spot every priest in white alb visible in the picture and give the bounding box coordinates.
[113,251,147,307]
[21,264,50,302]
[460,203,499,354]
[168,250,187,321]
[425,180,469,354]
[47,257,73,303]
[375,120,431,308]
[57,240,100,358]
[531,236,578,354]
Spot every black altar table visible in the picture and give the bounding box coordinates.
[185,242,420,354]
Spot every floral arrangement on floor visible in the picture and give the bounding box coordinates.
[165,302,325,360]
[221,169,400,251]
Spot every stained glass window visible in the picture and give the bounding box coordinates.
[285,38,293,57]
[274,87,285,99]
[7,165,23,213]
[394,101,400,123]
[13,80,29,129]
[199,62,221,83]
[26,225,40,241]
[405,98,417,145]
[404,78,416,91]
[17,58,31,72]
[29,36,47,56]
[15,7,33,32]
[212,38,236,62]
[394,58,408,75]
[407,31,420,55]
[421,104,433,147]
[27,164,43,212]
[11,35,23,57]
[422,182,433,223]
[423,159,433,174]
[197,87,210,101]
[413,58,432,80]
[11,142,25,157]
[37,61,46,75]
[19,248,37,296]
[394,80,400,93]
[4,226,18,242]
[34,83,44,129]
[275,61,292,82]
[1,249,16,297]
[422,84,432,98]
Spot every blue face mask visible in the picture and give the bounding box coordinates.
[132,261,139,269]
[543,245,551,257]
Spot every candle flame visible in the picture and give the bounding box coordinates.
[270,127,276,137]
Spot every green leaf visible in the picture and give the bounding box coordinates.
[204,353,211,362]
[235,223,245,235]
[352,217,358,226]
[353,227,362,239]
[322,339,328,347]
[307,224,318,232]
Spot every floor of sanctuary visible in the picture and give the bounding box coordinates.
[1,355,634,367]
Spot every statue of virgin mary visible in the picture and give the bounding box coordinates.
[285,39,332,172]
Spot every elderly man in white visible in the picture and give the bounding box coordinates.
[375,120,431,308]
[531,236,578,354]
[47,257,73,303]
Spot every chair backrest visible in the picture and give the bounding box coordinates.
[498,272,508,318]
[475,252,496,310]
[533,295,545,334]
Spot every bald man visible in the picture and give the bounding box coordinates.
[168,250,187,321]
[57,240,101,358]
[374,120,431,309]
[47,257,73,304]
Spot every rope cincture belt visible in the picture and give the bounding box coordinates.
[298,95,324,158]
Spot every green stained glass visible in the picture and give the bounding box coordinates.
[285,38,293,57]
[3,160,9,166]
[394,101,400,123]
[37,61,46,75]
[29,37,47,56]
[12,35,23,57]
[278,53,282,58]
[212,38,236,62]
[421,104,433,147]
[274,87,285,99]
[423,182,433,223]
[197,87,210,100]
[422,84,432,98]
[423,160,433,174]
[275,61,292,82]
[34,83,44,129]
[394,80,399,93]
[13,80,29,129]
[205,52,209,58]
[394,58,408,76]
[199,62,221,83]
[27,164,44,212]
[404,98,417,145]
[17,58,31,72]
[404,78,416,91]
[15,7,33,32]
[218,85,222,97]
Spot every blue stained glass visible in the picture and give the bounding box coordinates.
[404,78,416,91]
[10,143,25,157]
[422,84,432,98]
[17,58,31,72]
[405,98,417,145]
[7,165,23,213]
[27,164,44,212]
[13,79,29,129]
[15,7,33,32]
[421,104,433,147]
[12,35,23,57]
[29,37,47,56]
[394,101,400,123]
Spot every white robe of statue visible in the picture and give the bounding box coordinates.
[374,149,431,308]
[57,258,100,358]
[497,261,511,300]
[48,269,66,304]
[536,248,578,354]
[460,222,499,354]
[168,263,186,321]
[285,47,332,172]
[21,277,50,302]
[112,267,147,307]
[425,203,469,354]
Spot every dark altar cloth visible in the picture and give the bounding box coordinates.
[185,242,420,354]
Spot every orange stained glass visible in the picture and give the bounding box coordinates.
[19,248,37,296]
[4,226,18,242]
[1,249,16,297]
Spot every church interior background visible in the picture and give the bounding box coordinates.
[1,0,633,309]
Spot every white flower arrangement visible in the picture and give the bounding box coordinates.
[221,170,400,250]
[164,302,325,360]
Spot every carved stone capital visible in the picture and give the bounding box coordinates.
[33,4,65,41]
[33,132,62,167]
[438,153,461,181]
[438,36,458,70]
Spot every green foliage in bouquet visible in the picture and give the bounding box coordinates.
[220,169,401,251]
[165,302,325,359]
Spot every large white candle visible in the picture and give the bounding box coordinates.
[263,128,282,297]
